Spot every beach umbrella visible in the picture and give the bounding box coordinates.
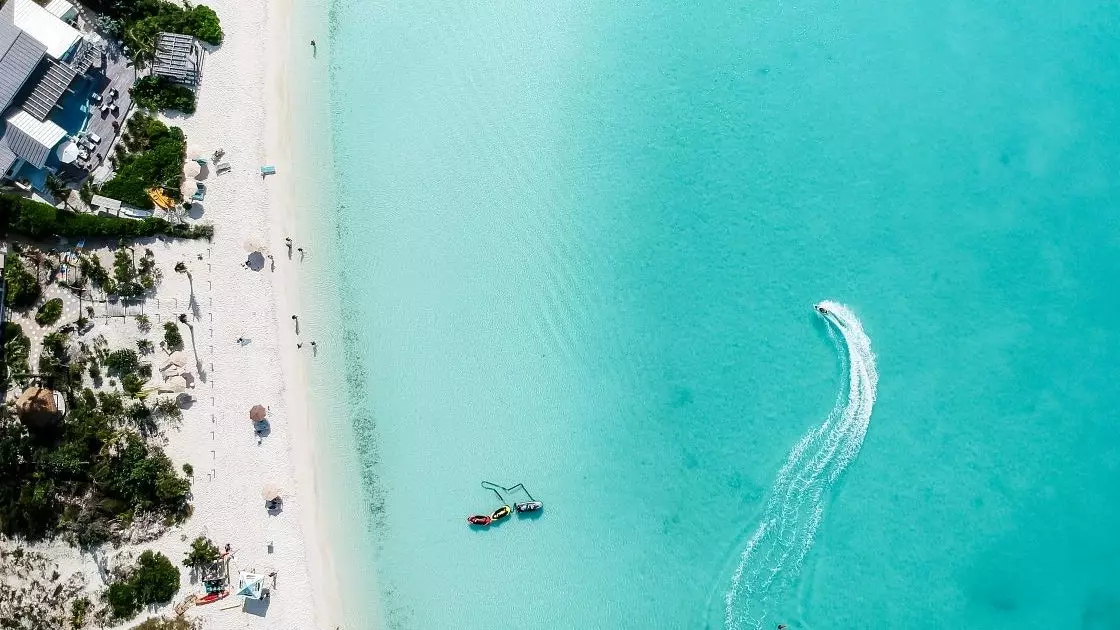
[180,179,198,199]
[167,351,187,367]
[250,404,267,421]
[57,141,80,164]
[260,484,282,501]
[183,160,201,179]
[246,251,265,271]
[236,572,265,599]
[161,372,195,393]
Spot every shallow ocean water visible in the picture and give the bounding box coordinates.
[318,0,1120,627]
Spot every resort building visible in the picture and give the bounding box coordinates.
[0,0,102,193]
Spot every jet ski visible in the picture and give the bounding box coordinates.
[467,514,492,526]
[515,501,543,513]
[491,505,512,521]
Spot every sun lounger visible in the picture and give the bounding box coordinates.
[215,162,231,174]
[260,165,276,176]
[192,183,207,201]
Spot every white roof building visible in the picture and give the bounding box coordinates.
[4,110,66,169]
[11,0,80,59]
[44,0,78,22]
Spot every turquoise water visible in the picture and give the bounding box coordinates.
[318,0,1120,627]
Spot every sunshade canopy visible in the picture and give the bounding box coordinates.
[236,571,264,599]
[261,483,282,501]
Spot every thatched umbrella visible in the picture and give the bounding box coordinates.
[249,405,267,421]
[167,351,188,367]
[183,160,201,179]
[260,483,283,501]
[181,179,199,199]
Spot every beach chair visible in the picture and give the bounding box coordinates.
[260,165,276,176]
[215,162,231,174]
[192,183,207,201]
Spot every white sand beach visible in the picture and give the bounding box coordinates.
[148,0,341,626]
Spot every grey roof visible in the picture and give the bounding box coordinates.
[0,0,48,114]
[151,32,202,86]
[90,194,121,210]
[23,56,77,120]
[0,142,17,177]
[3,109,66,168]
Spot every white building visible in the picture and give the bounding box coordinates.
[0,0,98,184]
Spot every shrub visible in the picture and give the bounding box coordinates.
[131,76,196,114]
[154,397,182,422]
[137,339,155,354]
[163,322,183,350]
[136,314,151,331]
[133,550,180,604]
[70,597,91,628]
[181,463,192,477]
[114,249,143,297]
[88,360,101,380]
[105,581,140,620]
[0,322,31,388]
[122,373,145,396]
[182,536,219,568]
[34,298,64,326]
[105,349,140,377]
[3,255,40,309]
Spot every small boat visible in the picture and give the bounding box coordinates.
[515,501,543,513]
[491,505,512,521]
[467,514,492,526]
[196,590,229,605]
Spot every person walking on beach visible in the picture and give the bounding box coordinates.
[310,40,317,57]
[297,247,304,260]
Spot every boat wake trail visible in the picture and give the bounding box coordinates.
[723,301,878,630]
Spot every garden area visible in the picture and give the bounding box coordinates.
[130,76,196,114]
[99,112,188,211]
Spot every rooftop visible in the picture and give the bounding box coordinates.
[11,0,80,59]
[151,32,203,86]
[3,109,67,169]
[0,0,48,113]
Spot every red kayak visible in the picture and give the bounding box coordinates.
[467,514,492,526]
[197,590,229,605]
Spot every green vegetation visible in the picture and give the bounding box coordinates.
[137,339,155,354]
[34,298,64,326]
[162,322,183,351]
[181,462,192,477]
[3,255,41,309]
[182,535,220,569]
[105,349,141,378]
[70,597,91,628]
[101,113,185,210]
[106,580,140,620]
[122,373,145,397]
[0,322,31,389]
[0,193,212,240]
[38,332,72,384]
[0,395,190,542]
[131,75,196,114]
[136,314,152,332]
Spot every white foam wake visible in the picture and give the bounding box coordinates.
[723,301,878,630]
